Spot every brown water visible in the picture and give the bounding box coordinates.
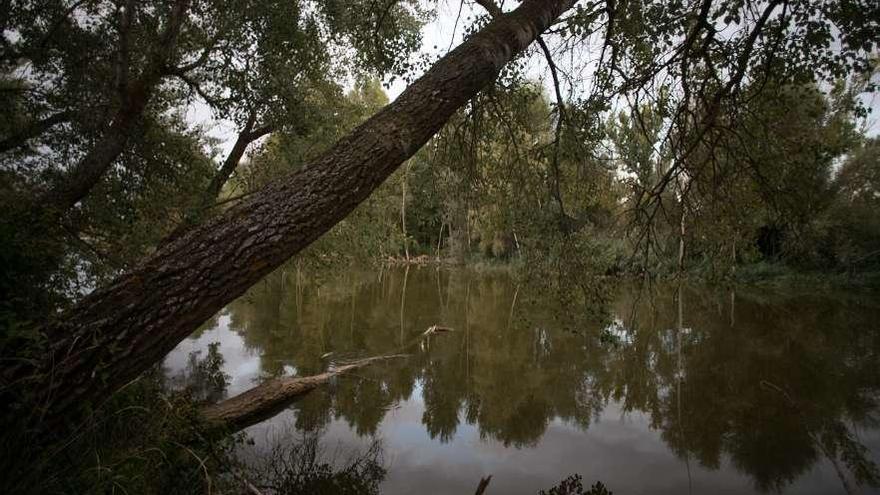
[165,267,880,494]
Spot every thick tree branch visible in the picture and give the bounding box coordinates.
[473,0,501,17]
[173,33,222,74]
[115,0,136,99]
[202,113,275,204]
[39,0,191,217]
[721,0,782,98]
[0,110,72,154]
[168,69,227,107]
[247,124,274,141]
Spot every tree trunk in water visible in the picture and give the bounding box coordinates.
[11,0,576,429]
[436,222,445,261]
[731,235,737,272]
[399,265,409,346]
[474,475,493,495]
[729,289,735,327]
[201,355,407,432]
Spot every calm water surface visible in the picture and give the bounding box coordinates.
[165,267,880,494]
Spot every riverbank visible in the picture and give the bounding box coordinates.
[381,253,880,291]
[726,262,880,290]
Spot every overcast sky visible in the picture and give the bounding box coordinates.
[193,0,879,159]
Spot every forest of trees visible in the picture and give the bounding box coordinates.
[1,0,879,493]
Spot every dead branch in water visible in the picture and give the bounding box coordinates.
[474,475,493,495]
[423,325,454,336]
[201,355,408,432]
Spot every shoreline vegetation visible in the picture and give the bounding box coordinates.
[378,253,880,291]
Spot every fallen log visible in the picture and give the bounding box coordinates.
[423,324,454,336]
[201,354,407,432]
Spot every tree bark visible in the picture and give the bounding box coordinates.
[201,355,406,432]
[13,0,577,428]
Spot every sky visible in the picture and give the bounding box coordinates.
[385,0,483,100]
[191,0,549,158]
[395,1,880,135]
[193,0,879,159]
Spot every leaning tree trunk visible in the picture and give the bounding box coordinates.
[11,0,577,429]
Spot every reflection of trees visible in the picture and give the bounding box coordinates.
[610,286,880,492]
[222,267,609,445]
[248,434,386,495]
[220,267,880,492]
[168,342,229,403]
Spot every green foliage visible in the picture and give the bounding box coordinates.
[689,81,871,271]
[609,96,668,190]
[170,342,230,404]
[230,67,877,292]
[0,370,232,495]
[249,436,386,495]
[829,137,880,270]
[539,475,612,495]
[0,0,428,328]
[2,0,877,332]
[0,344,385,494]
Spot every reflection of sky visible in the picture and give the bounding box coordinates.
[165,313,262,396]
[236,393,875,495]
[165,316,880,495]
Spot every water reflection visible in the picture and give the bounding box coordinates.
[167,267,880,494]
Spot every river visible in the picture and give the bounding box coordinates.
[165,266,880,494]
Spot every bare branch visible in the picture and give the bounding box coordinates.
[475,0,569,222]
[168,69,226,107]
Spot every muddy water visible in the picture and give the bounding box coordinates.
[165,267,880,494]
